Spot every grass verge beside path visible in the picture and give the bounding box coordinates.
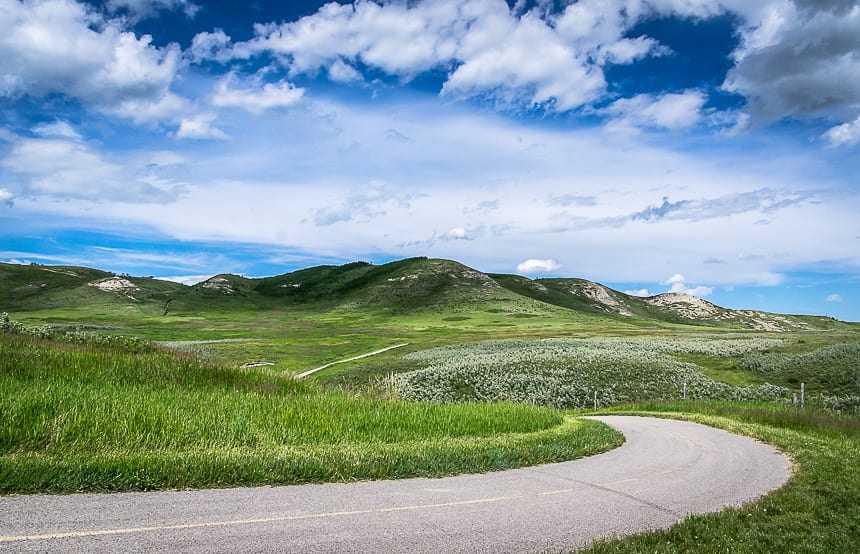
[1,416,620,494]
[0,333,623,494]
[576,402,859,554]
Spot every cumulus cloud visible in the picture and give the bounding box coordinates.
[328,59,362,83]
[439,7,606,110]
[212,74,305,114]
[517,258,561,274]
[188,29,233,63]
[0,187,13,207]
[110,92,190,125]
[663,274,714,297]
[602,90,707,131]
[0,0,183,121]
[4,0,854,138]
[624,288,651,297]
[823,115,860,147]
[179,0,860,133]
[202,0,689,113]
[175,113,228,140]
[724,1,860,127]
[444,227,469,240]
[826,293,842,302]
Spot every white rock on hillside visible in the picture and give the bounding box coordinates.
[645,292,721,319]
[89,277,139,293]
[571,281,633,316]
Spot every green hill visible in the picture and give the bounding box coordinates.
[0,263,182,311]
[490,274,844,331]
[0,259,852,331]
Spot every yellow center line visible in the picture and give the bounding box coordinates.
[0,493,530,543]
[1,455,701,544]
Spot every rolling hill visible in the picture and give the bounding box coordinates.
[0,258,850,331]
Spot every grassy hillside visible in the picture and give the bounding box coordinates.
[4,259,852,332]
[491,272,846,332]
[0,328,622,493]
[2,259,857,552]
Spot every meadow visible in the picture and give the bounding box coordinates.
[2,257,859,552]
[0,322,622,493]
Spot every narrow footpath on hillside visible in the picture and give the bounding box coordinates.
[294,343,409,379]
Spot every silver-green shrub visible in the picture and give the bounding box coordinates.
[395,338,789,408]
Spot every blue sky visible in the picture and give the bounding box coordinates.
[1,0,859,321]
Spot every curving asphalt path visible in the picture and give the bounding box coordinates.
[0,416,791,553]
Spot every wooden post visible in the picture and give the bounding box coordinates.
[801,383,805,409]
[683,382,687,401]
[792,393,797,407]
[593,391,598,410]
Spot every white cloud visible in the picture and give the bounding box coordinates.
[212,74,305,114]
[146,150,186,167]
[684,285,715,297]
[328,59,362,83]
[188,29,232,63]
[175,113,228,140]
[599,35,667,64]
[212,0,687,113]
[445,227,468,240]
[182,0,860,135]
[826,293,842,302]
[108,92,189,125]
[662,274,714,297]
[602,90,707,131]
[517,259,561,274]
[440,8,606,111]
[624,288,651,297]
[0,0,183,121]
[312,181,419,227]
[664,273,686,288]
[554,0,662,62]
[0,187,13,207]
[32,120,81,140]
[10,92,858,291]
[723,1,860,128]
[1,136,183,201]
[823,115,860,147]
[153,274,211,285]
[2,258,32,264]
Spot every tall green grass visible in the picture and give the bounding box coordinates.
[0,333,622,493]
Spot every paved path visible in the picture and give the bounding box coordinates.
[0,416,791,553]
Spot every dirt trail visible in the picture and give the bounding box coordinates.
[294,343,409,378]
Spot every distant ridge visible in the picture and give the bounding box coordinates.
[0,258,848,331]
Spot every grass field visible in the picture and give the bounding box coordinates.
[2,258,859,551]
[0,330,622,493]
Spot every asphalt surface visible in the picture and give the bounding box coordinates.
[0,416,791,553]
